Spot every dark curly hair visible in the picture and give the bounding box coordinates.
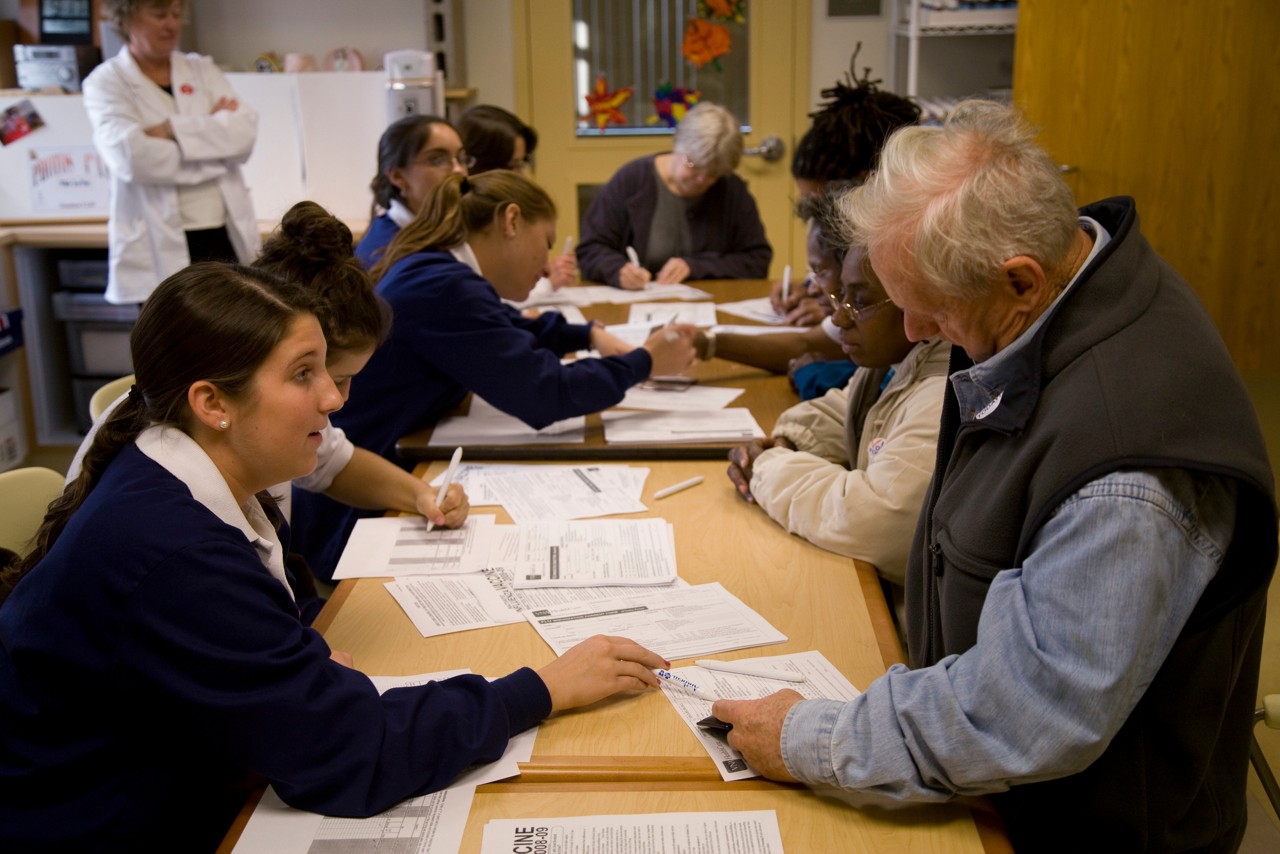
[791,44,921,184]
[255,201,390,357]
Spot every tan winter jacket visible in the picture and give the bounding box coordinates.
[749,339,950,598]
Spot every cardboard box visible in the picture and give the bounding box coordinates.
[0,386,28,472]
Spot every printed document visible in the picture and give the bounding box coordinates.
[617,383,744,412]
[526,582,786,659]
[332,515,498,579]
[428,397,585,447]
[603,408,765,444]
[626,300,719,327]
[431,463,648,519]
[509,518,678,588]
[660,651,860,781]
[480,810,783,854]
[384,564,687,638]
[715,296,787,324]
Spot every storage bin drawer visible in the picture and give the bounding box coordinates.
[66,322,134,376]
[52,291,140,323]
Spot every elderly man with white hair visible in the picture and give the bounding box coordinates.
[576,101,772,288]
[714,100,1277,852]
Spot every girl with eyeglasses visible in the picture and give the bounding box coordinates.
[356,115,475,269]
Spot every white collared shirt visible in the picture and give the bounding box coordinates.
[135,425,295,601]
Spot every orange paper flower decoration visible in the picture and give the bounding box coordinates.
[682,19,731,70]
[700,0,746,23]
[584,74,634,130]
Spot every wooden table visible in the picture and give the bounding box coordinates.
[219,458,1010,852]
[394,280,800,462]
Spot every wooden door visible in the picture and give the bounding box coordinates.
[1013,0,1280,373]
[514,1,811,280]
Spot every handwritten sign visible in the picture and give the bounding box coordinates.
[29,145,109,214]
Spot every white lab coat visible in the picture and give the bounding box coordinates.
[82,47,261,304]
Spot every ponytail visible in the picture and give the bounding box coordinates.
[0,262,314,606]
[0,394,149,604]
[370,170,557,284]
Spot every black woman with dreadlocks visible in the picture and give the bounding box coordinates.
[693,48,921,399]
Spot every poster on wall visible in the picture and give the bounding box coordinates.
[29,145,109,214]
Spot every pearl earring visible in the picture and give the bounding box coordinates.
[219,420,229,430]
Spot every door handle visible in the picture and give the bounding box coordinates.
[743,136,785,162]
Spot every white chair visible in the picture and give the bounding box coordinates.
[0,466,65,557]
[1252,694,1280,819]
[88,373,135,422]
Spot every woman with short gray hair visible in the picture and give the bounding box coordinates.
[577,102,771,288]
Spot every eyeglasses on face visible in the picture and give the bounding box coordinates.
[827,292,894,322]
[415,149,476,170]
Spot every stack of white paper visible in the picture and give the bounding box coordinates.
[715,296,787,324]
[602,408,765,444]
[428,397,585,447]
[525,582,786,659]
[432,462,648,520]
[510,518,678,588]
[332,515,499,580]
[626,301,719,327]
[659,651,861,781]
[616,384,744,412]
[480,811,784,854]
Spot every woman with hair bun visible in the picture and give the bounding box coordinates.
[0,263,666,851]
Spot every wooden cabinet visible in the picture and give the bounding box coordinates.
[1012,0,1279,373]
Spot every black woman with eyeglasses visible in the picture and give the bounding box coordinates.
[355,115,477,269]
[725,185,949,630]
[577,102,772,289]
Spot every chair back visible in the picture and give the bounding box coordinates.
[0,466,65,556]
[88,374,135,421]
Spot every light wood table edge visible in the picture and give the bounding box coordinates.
[855,560,907,668]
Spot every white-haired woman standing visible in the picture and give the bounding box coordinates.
[577,102,772,288]
[83,0,260,304]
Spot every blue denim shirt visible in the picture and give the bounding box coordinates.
[781,219,1242,800]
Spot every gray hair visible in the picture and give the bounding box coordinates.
[673,103,743,175]
[102,0,185,40]
[837,99,1078,300]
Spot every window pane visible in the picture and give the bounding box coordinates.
[573,0,750,137]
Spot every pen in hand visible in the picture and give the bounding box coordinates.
[428,446,463,532]
[781,264,792,305]
[654,668,718,701]
[626,245,641,268]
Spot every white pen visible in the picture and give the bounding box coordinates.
[696,659,806,683]
[563,235,574,255]
[654,668,718,701]
[781,264,792,304]
[427,446,463,532]
[626,245,641,267]
[654,475,704,499]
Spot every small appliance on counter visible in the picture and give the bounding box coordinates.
[383,49,445,124]
[14,44,100,92]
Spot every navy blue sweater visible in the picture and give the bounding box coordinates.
[0,446,550,851]
[291,250,652,577]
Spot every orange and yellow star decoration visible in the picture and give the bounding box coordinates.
[699,0,746,23]
[584,75,633,130]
